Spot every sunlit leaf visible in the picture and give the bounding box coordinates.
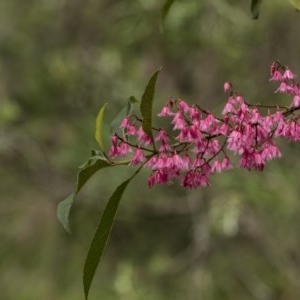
[83,175,135,299]
[250,0,262,19]
[57,157,112,232]
[289,0,300,11]
[140,68,161,140]
[95,103,107,151]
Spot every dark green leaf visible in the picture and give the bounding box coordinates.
[83,176,135,299]
[76,158,111,194]
[129,95,140,103]
[90,149,102,157]
[162,0,176,23]
[250,0,262,20]
[95,103,107,151]
[140,68,161,139]
[57,157,112,232]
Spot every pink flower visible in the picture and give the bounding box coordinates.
[275,81,288,93]
[222,97,237,115]
[193,157,206,169]
[146,156,157,169]
[239,150,265,171]
[189,124,203,140]
[171,153,184,169]
[127,125,136,136]
[269,71,283,82]
[273,111,284,123]
[130,148,145,165]
[221,157,232,171]
[177,100,190,113]
[159,141,171,152]
[211,160,222,173]
[249,109,262,124]
[182,171,210,189]
[153,153,168,169]
[148,170,169,187]
[270,62,277,76]
[206,140,220,155]
[176,127,192,142]
[227,130,243,154]
[172,112,186,130]
[261,142,281,161]
[283,69,296,80]
[118,143,132,156]
[284,120,300,141]
[199,114,217,132]
[212,122,230,136]
[182,154,192,170]
[120,117,130,129]
[109,135,120,157]
[136,127,152,145]
[189,107,200,120]
[155,129,169,143]
[158,105,174,117]
[211,158,231,173]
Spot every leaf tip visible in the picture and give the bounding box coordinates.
[57,193,74,233]
[95,103,108,151]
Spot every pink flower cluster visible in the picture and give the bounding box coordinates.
[109,62,300,189]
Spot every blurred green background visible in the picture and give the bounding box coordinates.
[1,1,300,299]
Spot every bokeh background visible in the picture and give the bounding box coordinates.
[1,1,300,299]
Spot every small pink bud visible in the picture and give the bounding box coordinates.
[223,82,232,92]
[291,94,300,108]
[270,63,276,76]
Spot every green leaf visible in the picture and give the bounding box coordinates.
[140,68,161,139]
[110,102,132,135]
[57,193,74,233]
[57,157,112,232]
[162,0,176,23]
[110,96,138,136]
[76,158,111,194]
[289,0,300,11]
[83,176,135,299]
[250,0,262,19]
[129,95,140,103]
[95,103,107,151]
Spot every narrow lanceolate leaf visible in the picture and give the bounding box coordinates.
[140,68,162,139]
[250,0,262,19]
[95,103,108,151]
[162,0,176,23]
[83,176,135,300]
[57,157,112,233]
